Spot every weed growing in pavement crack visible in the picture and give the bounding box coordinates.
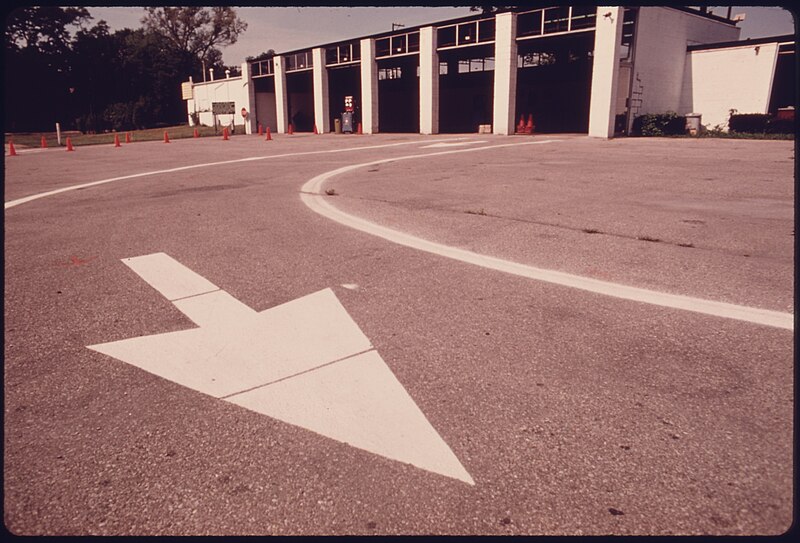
[465,208,487,216]
[637,235,661,242]
[582,228,601,234]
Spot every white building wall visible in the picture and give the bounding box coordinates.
[187,76,249,128]
[312,48,330,133]
[419,26,439,134]
[360,38,379,134]
[274,55,289,133]
[492,12,517,135]
[631,7,740,118]
[588,6,624,138]
[680,43,779,129]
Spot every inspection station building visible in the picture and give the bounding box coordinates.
[182,6,795,138]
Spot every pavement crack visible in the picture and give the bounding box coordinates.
[219,347,375,400]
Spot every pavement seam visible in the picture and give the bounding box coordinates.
[218,347,376,400]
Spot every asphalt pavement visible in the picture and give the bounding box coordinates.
[3,132,794,535]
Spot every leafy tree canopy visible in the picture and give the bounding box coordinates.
[5,6,90,53]
[141,7,247,63]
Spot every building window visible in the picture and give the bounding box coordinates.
[518,51,557,68]
[437,18,495,50]
[438,26,457,48]
[392,34,407,54]
[286,51,313,72]
[408,32,420,52]
[325,42,360,65]
[251,58,274,77]
[458,22,477,45]
[570,5,596,30]
[478,19,496,42]
[543,6,570,33]
[378,67,403,80]
[376,31,419,58]
[518,10,543,37]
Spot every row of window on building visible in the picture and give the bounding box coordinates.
[249,7,635,79]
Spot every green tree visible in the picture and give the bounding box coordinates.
[4,6,91,131]
[141,7,247,78]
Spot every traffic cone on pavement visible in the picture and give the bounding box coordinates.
[258,123,263,136]
[265,126,272,141]
[517,115,526,133]
[357,122,363,135]
[193,127,199,138]
[9,140,17,156]
[288,123,294,135]
[223,127,229,140]
[41,136,47,148]
[114,133,121,147]
[313,124,318,134]
[125,132,131,143]
[163,131,170,143]
[526,114,534,134]
[66,137,74,151]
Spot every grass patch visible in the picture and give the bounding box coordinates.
[5,124,221,148]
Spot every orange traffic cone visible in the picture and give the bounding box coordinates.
[313,124,318,135]
[114,134,121,147]
[193,127,199,138]
[288,123,294,135]
[223,127,229,140]
[517,115,526,133]
[265,126,272,141]
[357,122,363,135]
[66,137,74,151]
[526,114,534,134]
[258,123,263,136]
[8,140,17,156]
[163,131,170,143]
[125,132,132,143]
[41,136,47,148]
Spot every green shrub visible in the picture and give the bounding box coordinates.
[632,111,685,136]
[729,113,771,133]
[103,102,134,132]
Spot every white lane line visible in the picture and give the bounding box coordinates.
[421,140,487,148]
[299,140,794,331]
[4,137,470,209]
[90,253,474,484]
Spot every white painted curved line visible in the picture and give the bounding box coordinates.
[4,137,466,210]
[300,140,794,331]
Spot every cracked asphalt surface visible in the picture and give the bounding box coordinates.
[3,133,794,535]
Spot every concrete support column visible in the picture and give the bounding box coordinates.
[492,11,518,135]
[419,26,439,134]
[588,6,624,138]
[312,48,330,133]
[241,61,256,134]
[360,38,379,133]
[274,55,289,134]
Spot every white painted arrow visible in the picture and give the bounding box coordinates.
[88,253,473,485]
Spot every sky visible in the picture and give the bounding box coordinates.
[86,6,796,66]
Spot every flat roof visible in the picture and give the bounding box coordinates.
[264,6,743,59]
[687,34,796,52]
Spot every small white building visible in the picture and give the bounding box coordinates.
[183,6,795,137]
